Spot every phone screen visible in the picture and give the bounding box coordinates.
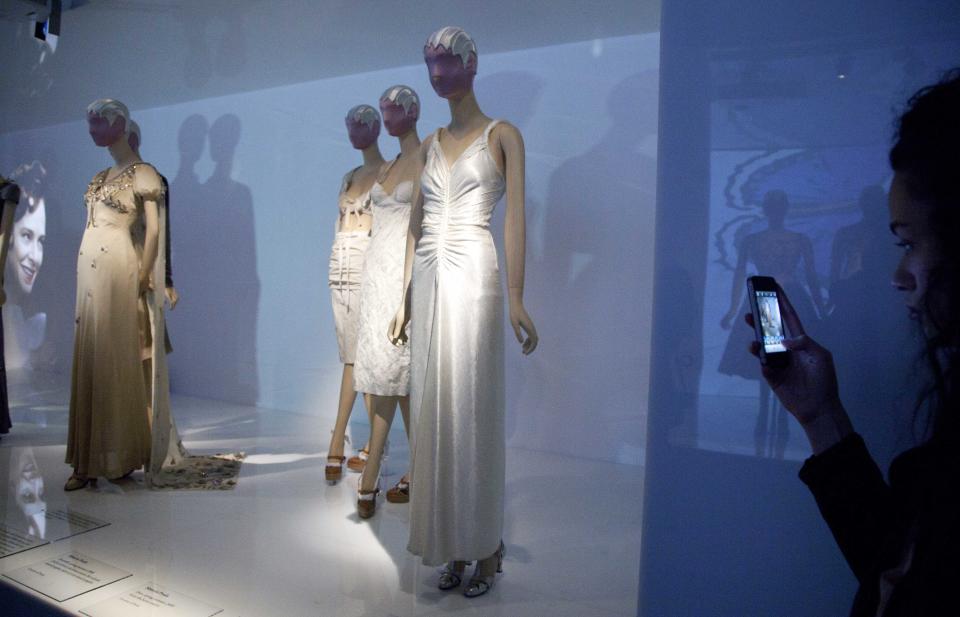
[755,290,786,353]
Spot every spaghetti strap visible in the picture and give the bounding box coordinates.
[483,119,502,142]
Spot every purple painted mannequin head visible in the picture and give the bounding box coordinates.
[86,98,130,148]
[423,26,478,100]
[379,85,420,137]
[345,104,381,150]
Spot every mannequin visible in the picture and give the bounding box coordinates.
[390,27,539,597]
[65,98,159,490]
[0,175,21,441]
[354,85,421,518]
[325,104,382,483]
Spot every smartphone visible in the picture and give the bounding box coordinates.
[747,276,789,368]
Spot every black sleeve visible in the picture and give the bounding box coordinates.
[162,176,173,288]
[0,181,21,206]
[799,433,893,584]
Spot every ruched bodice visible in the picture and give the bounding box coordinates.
[408,120,506,566]
[420,124,504,235]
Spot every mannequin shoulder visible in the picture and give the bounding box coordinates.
[490,121,524,152]
[133,163,165,200]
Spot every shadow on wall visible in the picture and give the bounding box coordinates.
[518,71,658,464]
[474,70,544,447]
[168,114,260,405]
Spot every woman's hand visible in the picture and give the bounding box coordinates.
[388,306,409,346]
[510,303,538,355]
[746,286,852,452]
[165,286,180,310]
[138,272,153,296]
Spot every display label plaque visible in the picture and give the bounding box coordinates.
[0,523,49,558]
[44,509,110,542]
[3,551,132,602]
[81,584,224,617]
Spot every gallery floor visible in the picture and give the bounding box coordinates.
[0,372,643,617]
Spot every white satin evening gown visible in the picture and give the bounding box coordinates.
[408,120,505,566]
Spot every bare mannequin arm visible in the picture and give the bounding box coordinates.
[802,236,825,317]
[496,123,538,355]
[721,237,750,329]
[389,137,429,345]
[135,166,162,294]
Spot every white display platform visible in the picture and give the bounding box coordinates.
[0,376,643,616]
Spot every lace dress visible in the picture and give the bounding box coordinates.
[353,171,413,396]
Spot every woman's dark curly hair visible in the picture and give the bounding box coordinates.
[889,68,960,443]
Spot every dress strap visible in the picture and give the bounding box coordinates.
[376,155,400,185]
[483,119,503,143]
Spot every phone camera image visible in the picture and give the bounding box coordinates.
[755,291,786,353]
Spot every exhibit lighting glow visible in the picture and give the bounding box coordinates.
[242,453,325,465]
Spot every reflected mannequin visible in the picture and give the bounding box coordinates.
[390,26,538,597]
[66,99,160,490]
[0,175,22,439]
[719,189,824,458]
[325,104,383,483]
[354,85,421,517]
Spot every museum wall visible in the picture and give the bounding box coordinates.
[641,0,960,615]
[0,4,658,465]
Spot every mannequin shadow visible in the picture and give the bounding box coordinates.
[168,113,261,407]
[525,71,658,463]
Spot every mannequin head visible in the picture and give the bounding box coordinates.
[424,26,477,100]
[761,189,789,227]
[127,120,141,154]
[86,98,130,147]
[345,104,381,150]
[379,85,420,137]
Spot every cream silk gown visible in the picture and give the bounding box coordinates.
[408,120,506,566]
[67,163,159,478]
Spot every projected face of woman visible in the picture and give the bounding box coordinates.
[87,112,125,147]
[6,198,45,295]
[424,45,476,100]
[346,116,380,150]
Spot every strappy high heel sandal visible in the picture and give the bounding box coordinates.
[464,541,505,598]
[347,446,369,472]
[438,560,470,591]
[357,474,380,519]
[385,476,409,503]
[325,455,345,484]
